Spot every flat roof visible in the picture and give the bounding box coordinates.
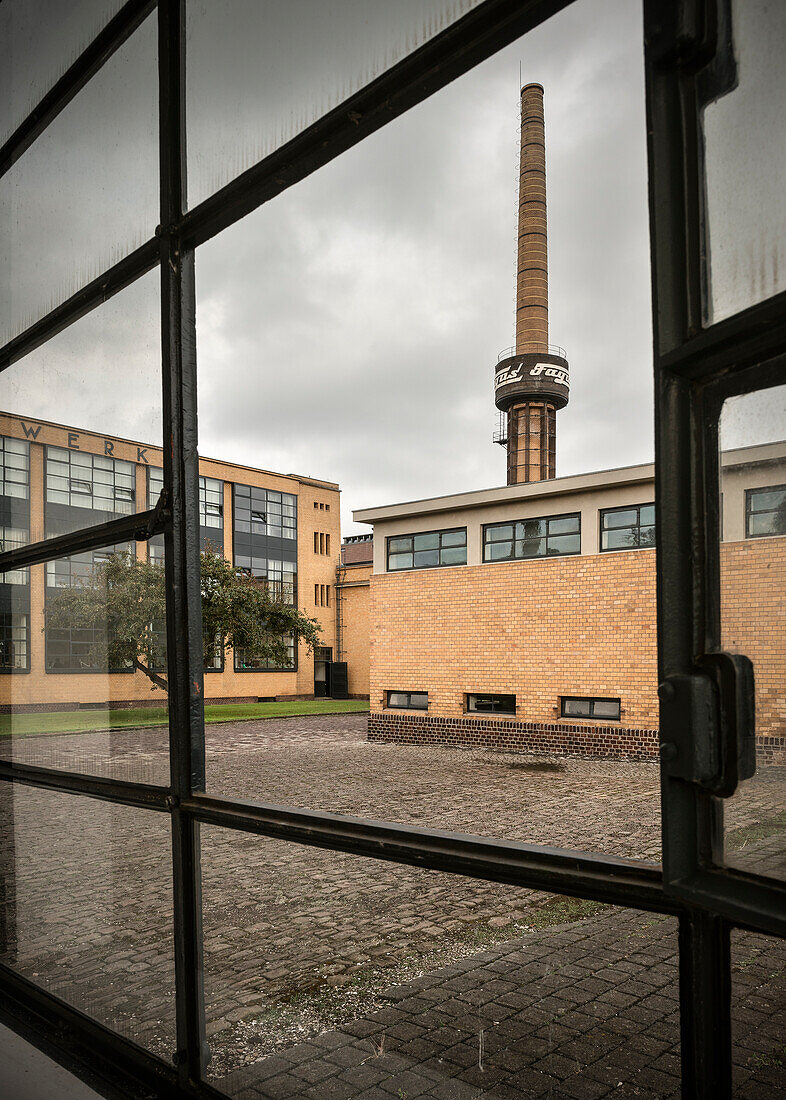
[353,441,786,524]
[0,410,340,491]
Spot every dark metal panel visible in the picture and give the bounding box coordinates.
[678,912,732,1098]
[185,793,680,915]
[0,0,156,179]
[0,762,169,811]
[0,503,168,573]
[0,962,226,1100]
[0,238,159,373]
[158,0,207,1086]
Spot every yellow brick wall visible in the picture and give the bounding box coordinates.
[369,539,786,743]
[337,562,371,697]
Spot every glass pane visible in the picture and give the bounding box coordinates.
[0,538,170,783]
[702,0,786,324]
[201,832,680,1098]
[603,508,637,529]
[548,514,579,535]
[194,0,657,846]
[0,271,161,549]
[185,0,486,208]
[548,533,580,555]
[517,537,544,558]
[486,541,512,561]
[731,929,786,1095]
[413,548,440,568]
[439,545,466,565]
[1,0,126,146]
[486,524,513,542]
[440,529,466,547]
[719,387,786,881]
[413,533,440,551]
[0,786,175,1055]
[0,13,158,346]
[388,537,412,553]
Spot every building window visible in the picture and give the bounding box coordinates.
[148,466,164,506]
[45,446,135,514]
[44,546,133,672]
[561,697,621,721]
[234,484,296,540]
[483,513,580,561]
[387,528,467,571]
[746,484,786,538]
[234,634,296,672]
[466,693,516,715]
[0,436,30,499]
[386,690,428,710]
[234,555,296,604]
[199,475,223,528]
[600,504,655,552]
[0,527,30,585]
[0,612,28,671]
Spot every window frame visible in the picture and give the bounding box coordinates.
[745,483,786,539]
[386,526,467,571]
[466,692,516,715]
[560,696,621,721]
[482,510,581,562]
[386,689,429,710]
[599,502,656,553]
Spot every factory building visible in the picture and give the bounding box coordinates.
[0,410,341,710]
[350,86,786,763]
[354,443,786,762]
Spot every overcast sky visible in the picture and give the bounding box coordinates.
[4,0,784,536]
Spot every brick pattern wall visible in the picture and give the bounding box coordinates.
[369,538,786,762]
[368,712,659,761]
[337,562,371,697]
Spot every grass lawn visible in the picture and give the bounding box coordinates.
[0,699,369,737]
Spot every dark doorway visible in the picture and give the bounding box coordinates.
[314,646,332,697]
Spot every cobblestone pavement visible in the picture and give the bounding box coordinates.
[216,910,785,1099]
[1,715,784,1096]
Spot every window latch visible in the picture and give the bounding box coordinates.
[658,651,755,798]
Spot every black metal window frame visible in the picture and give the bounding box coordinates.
[386,690,429,710]
[599,502,656,552]
[234,633,297,673]
[233,482,297,541]
[560,696,621,721]
[0,3,782,1099]
[745,483,786,539]
[386,526,467,571]
[483,511,580,561]
[0,607,30,673]
[466,692,516,715]
[0,434,30,499]
[45,444,136,513]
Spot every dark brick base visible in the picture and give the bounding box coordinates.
[368,713,786,764]
[368,711,659,761]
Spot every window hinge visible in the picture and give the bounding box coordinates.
[658,652,755,797]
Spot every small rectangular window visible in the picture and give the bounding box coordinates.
[746,484,786,538]
[386,690,428,710]
[560,697,621,721]
[386,528,467,571]
[466,693,516,715]
[315,583,319,605]
[483,513,580,562]
[314,532,319,553]
[600,504,655,552]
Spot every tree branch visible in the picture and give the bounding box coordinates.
[132,656,168,693]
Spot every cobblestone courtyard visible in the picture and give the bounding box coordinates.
[1,714,784,1097]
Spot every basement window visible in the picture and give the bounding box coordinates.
[466,693,516,715]
[386,690,428,710]
[561,697,621,721]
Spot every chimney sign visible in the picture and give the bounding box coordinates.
[495,361,569,390]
